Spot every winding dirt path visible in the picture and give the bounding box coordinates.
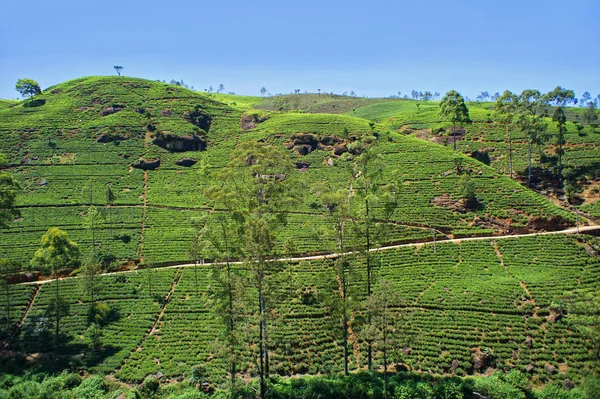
[20,225,600,287]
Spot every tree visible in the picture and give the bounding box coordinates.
[114,66,124,76]
[422,91,433,102]
[516,89,547,187]
[86,322,103,350]
[15,78,41,100]
[476,91,490,102]
[583,101,598,133]
[260,87,267,97]
[544,86,576,186]
[439,90,472,150]
[349,137,385,371]
[580,92,592,107]
[495,90,519,179]
[364,280,404,399]
[82,250,102,306]
[0,259,21,348]
[30,228,80,338]
[82,205,103,256]
[203,214,245,394]
[0,170,21,229]
[218,84,225,93]
[205,141,299,399]
[316,184,353,375]
[106,186,116,238]
[411,90,419,100]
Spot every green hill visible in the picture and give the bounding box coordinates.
[0,77,598,394]
[0,77,579,266]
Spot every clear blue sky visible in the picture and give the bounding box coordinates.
[1,0,599,100]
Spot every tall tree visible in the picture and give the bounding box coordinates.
[82,206,103,256]
[0,169,21,229]
[0,259,21,349]
[205,140,299,399]
[203,213,245,394]
[260,87,267,97]
[15,78,41,99]
[495,91,519,179]
[349,136,385,371]
[583,101,598,134]
[517,89,547,187]
[364,280,404,399]
[439,90,472,150]
[106,186,116,239]
[30,228,80,338]
[579,92,592,107]
[113,66,124,76]
[544,87,576,186]
[82,250,102,306]
[317,184,353,375]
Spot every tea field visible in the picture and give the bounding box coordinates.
[2,234,598,384]
[0,77,584,268]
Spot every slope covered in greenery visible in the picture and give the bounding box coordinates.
[0,77,580,267]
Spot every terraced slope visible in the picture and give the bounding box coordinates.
[0,77,581,267]
[3,234,598,383]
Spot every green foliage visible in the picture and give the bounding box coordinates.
[30,227,80,274]
[86,322,103,349]
[0,171,21,229]
[15,78,42,99]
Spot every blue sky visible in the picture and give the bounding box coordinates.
[1,0,599,100]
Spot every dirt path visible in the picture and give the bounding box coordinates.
[15,285,40,331]
[137,170,148,263]
[21,225,600,286]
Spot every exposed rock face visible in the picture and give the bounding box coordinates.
[96,133,125,143]
[132,158,160,171]
[295,161,310,171]
[240,112,268,130]
[450,359,460,372]
[526,364,535,373]
[394,363,410,372]
[545,363,556,375]
[100,106,123,116]
[153,134,207,152]
[526,215,569,232]
[161,109,174,117]
[175,158,197,167]
[333,144,348,156]
[183,107,212,131]
[471,349,490,371]
[564,379,575,390]
[431,194,465,213]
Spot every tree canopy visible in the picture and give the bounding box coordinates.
[0,171,21,229]
[30,227,80,274]
[15,78,41,99]
[439,90,471,150]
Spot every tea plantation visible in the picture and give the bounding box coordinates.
[0,77,599,398]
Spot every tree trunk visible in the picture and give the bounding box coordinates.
[453,122,457,151]
[383,326,388,399]
[55,265,60,339]
[194,261,199,297]
[508,127,513,179]
[5,284,10,349]
[365,199,372,371]
[528,140,533,187]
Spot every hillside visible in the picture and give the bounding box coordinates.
[0,77,581,267]
[0,77,598,397]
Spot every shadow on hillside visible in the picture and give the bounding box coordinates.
[0,314,123,375]
[23,99,46,108]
